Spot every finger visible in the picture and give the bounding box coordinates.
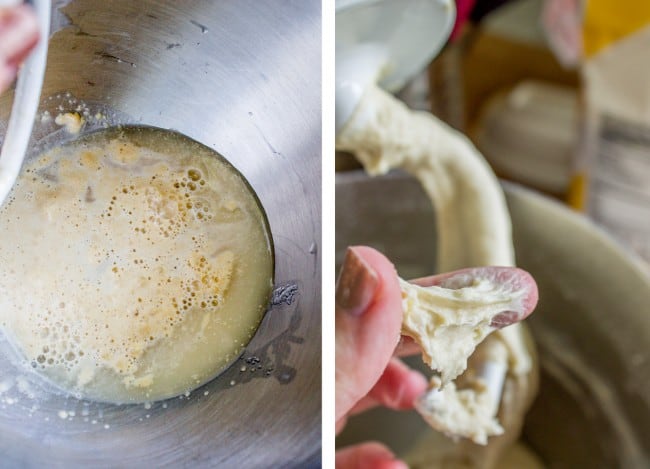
[336,414,350,435]
[394,336,420,357]
[336,246,403,422]
[345,395,377,417]
[0,5,40,67]
[366,357,427,410]
[345,357,427,417]
[410,266,539,327]
[336,442,408,469]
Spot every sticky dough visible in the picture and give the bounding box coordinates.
[400,270,530,386]
[337,83,534,444]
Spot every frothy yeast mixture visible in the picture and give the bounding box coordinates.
[0,127,273,403]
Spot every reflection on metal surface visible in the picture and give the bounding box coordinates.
[272,282,300,306]
[240,304,305,386]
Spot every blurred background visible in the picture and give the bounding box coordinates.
[337,0,650,269]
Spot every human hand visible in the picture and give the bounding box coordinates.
[336,246,424,469]
[335,246,539,468]
[0,4,39,93]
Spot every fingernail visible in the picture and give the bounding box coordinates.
[490,310,518,328]
[336,247,378,316]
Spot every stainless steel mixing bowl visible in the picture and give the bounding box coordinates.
[336,171,650,468]
[0,1,321,466]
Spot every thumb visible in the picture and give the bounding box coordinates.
[335,246,403,422]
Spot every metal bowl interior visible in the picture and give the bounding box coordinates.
[0,1,321,466]
[336,171,650,468]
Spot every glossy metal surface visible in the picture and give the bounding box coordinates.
[336,171,650,468]
[0,1,321,466]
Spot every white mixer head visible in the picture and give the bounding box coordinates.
[335,0,456,131]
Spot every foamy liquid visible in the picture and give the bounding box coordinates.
[0,127,273,403]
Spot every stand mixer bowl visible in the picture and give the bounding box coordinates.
[0,1,321,466]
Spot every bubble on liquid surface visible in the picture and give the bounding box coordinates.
[0,127,273,404]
